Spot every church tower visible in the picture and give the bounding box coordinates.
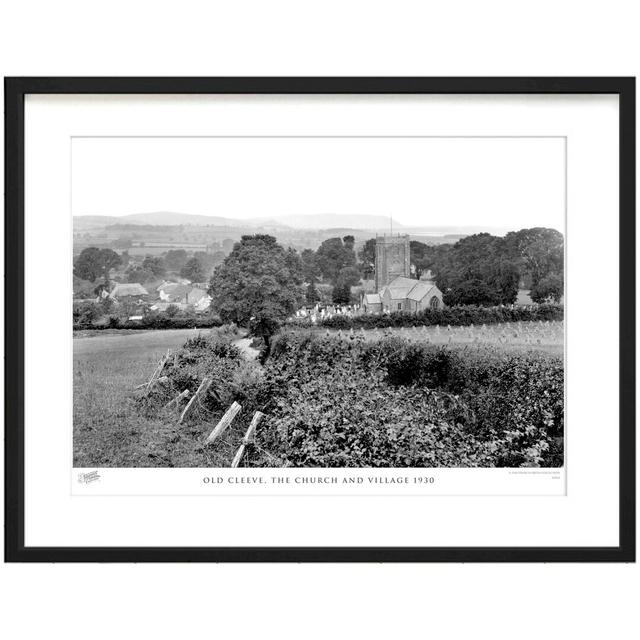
[375,234,411,291]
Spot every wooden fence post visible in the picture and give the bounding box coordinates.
[145,349,171,395]
[205,401,242,444]
[178,377,212,424]
[230,411,264,468]
[164,388,190,410]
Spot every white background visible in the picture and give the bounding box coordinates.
[27,94,605,547]
[1,1,638,639]
[72,135,566,230]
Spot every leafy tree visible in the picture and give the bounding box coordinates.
[208,234,304,345]
[300,248,321,282]
[165,304,180,318]
[332,282,352,305]
[73,274,98,299]
[443,279,501,306]
[142,255,166,277]
[530,273,564,303]
[336,265,361,289]
[180,257,206,282]
[249,315,282,351]
[99,248,123,277]
[164,249,188,272]
[306,280,320,305]
[222,238,236,253]
[409,241,430,279]
[99,296,115,314]
[73,300,103,324]
[126,266,154,284]
[193,251,217,278]
[210,251,227,268]
[316,237,356,284]
[503,228,564,289]
[358,238,376,280]
[74,247,122,282]
[436,234,519,305]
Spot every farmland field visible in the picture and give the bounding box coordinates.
[325,320,564,355]
[74,327,205,359]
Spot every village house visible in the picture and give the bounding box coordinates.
[108,282,149,301]
[153,281,212,312]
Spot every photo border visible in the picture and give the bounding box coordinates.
[4,77,635,562]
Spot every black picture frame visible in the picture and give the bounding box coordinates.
[4,77,635,563]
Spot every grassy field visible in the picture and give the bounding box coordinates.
[325,320,564,355]
[74,328,218,467]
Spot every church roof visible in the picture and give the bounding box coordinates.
[387,276,416,288]
[364,293,381,304]
[406,281,438,302]
[384,276,419,299]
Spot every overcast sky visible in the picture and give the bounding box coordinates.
[72,136,565,231]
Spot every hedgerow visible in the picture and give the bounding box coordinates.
[245,331,563,467]
[73,314,224,331]
[130,326,563,468]
[289,303,563,330]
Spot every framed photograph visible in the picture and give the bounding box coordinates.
[4,77,635,562]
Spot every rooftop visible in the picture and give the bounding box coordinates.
[109,283,149,298]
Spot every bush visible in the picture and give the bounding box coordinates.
[253,330,564,467]
[72,300,103,325]
[140,328,261,413]
[130,326,563,469]
[73,314,224,331]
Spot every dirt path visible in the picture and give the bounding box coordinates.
[233,336,261,361]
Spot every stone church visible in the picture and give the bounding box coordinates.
[362,234,443,313]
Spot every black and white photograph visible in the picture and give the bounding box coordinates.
[6,77,632,565]
[72,135,565,471]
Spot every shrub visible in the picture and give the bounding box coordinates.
[73,314,224,331]
[140,328,252,413]
[73,300,103,325]
[254,330,564,467]
[131,326,563,469]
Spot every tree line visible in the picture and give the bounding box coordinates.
[297,227,564,307]
[74,246,226,290]
[205,228,563,349]
[409,228,564,305]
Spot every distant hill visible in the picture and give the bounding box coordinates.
[121,212,234,226]
[73,212,403,231]
[73,212,522,237]
[73,212,292,230]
